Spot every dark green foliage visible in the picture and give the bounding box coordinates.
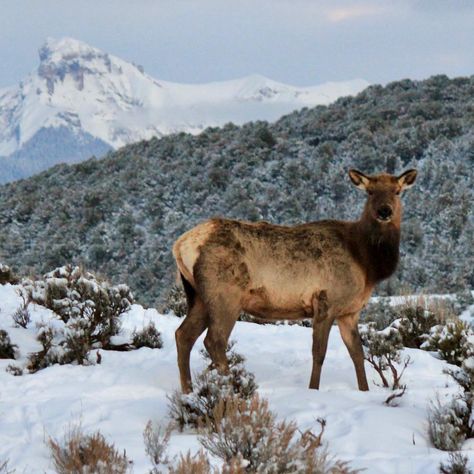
[0,76,473,305]
[396,306,438,348]
[28,265,133,347]
[25,265,134,372]
[425,320,474,366]
[132,322,163,349]
[0,330,17,359]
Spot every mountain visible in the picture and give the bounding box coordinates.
[0,75,472,306]
[0,37,368,183]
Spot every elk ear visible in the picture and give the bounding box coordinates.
[348,169,370,191]
[397,169,417,191]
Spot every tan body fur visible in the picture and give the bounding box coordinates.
[174,219,371,321]
[172,169,417,393]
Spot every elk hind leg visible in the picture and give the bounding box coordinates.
[175,277,209,393]
[203,292,241,374]
[337,313,369,391]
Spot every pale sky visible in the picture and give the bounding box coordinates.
[0,0,473,88]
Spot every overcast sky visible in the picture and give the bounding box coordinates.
[0,0,473,88]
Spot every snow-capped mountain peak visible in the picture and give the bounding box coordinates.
[0,37,369,182]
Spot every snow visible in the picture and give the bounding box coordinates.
[0,283,472,473]
[0,37,369,157]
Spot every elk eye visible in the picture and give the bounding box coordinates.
[367,190,373,195]
[395,190,401,195]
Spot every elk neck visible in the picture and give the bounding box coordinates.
[350,204,401,285]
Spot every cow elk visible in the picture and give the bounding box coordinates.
[172,169,417,393]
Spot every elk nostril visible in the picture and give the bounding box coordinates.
[377,205,393,220]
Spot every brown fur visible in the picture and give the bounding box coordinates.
[172,169,417,393]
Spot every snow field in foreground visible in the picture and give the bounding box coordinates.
[0,283,472,473]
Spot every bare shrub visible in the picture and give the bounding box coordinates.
[48,425,130,474]
[0,458,14,473]
[439,452,473,474]
[168,343,257,431]
[143,421,172,473]
[161,284,187,318]
[361,324,411,389]
[0,330,17,360]
[200,394,359,474]
[143,420,211,474]
[12,287,31,328]
[132,322,163,349]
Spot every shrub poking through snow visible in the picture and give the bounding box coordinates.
[168,342,257,431]
[199,394,359,474]
[0,330,17,360]
[132,322,163,350]
[361,324,411,390]
[6,364,23,376]
[424,320,474,366]
[143,421,172,473]
[48,425,130,474]
[429,356,474,451]
[26,265,133,346]
[360,298,400,330]
[149,395,358,473]
[428,396,470,451]
[439,451,473,474]
[161,284,187,318]
[143,420,211,474]
[395,305,438,349]
[11,287,31,328]
[24,265,134,371]
[168,451,211,474]
[0,264,19,285]
[27,324,62,372]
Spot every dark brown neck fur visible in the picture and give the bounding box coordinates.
[349,214,401,286]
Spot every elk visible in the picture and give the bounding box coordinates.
[172,169,417,393]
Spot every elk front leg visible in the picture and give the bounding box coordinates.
[309,308,334,389]
[337,313,369,391]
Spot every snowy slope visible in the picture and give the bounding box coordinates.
[0,37,369,159]
[1,283,473,473]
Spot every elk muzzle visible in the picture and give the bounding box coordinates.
[376,204,393,222]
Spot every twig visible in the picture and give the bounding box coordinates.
[384,385,407,406]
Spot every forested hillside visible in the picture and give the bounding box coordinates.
[0,75,472,306]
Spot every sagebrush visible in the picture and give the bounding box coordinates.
[48,425,130,474]
[168,342,257,431]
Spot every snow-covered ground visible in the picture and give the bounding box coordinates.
[0,283,473,473]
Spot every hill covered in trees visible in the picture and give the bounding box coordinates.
[0,75,472,307]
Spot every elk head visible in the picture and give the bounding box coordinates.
[348,169,417,225]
